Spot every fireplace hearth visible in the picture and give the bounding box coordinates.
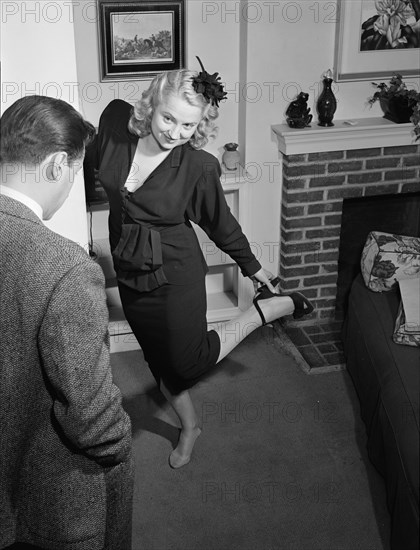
[272,118,420,371]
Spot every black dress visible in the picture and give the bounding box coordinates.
[84,100,261,393]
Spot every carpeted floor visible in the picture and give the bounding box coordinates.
[111,326,391,550]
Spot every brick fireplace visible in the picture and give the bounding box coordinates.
[272,118,420,371]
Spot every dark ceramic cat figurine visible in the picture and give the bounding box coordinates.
[286,92,312,128]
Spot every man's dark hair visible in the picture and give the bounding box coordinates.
[0,95,96,165]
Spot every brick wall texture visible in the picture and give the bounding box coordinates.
[280,144,420,322]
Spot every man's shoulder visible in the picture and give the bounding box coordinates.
[46,228,90,261]
[39,228,101,281]
[5,213,94,275]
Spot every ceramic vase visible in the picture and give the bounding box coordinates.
[222,143,240,171]
[317,77,337,127]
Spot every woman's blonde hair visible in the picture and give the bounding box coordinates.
[128,69,219,149]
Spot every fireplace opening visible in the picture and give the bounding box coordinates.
[336,191,420,317]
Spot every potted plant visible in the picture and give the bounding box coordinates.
[368,74,420,140]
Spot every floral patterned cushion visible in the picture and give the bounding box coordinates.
[393,301,420,347]
[361,231,420,292]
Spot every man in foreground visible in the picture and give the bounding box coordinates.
[0,95,134,550]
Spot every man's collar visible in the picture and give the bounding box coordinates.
[0,186,43,220]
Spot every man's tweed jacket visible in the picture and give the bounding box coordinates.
[0,195,134,550]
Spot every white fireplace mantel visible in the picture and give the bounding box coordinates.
[271,117,416,155]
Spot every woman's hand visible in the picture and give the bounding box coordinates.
[251,268,279,293]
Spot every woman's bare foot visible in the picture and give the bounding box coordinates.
[169,426,202,469]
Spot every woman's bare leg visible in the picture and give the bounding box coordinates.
[159,294,294,468]
[160,382,201,469]
[215,294,294,362]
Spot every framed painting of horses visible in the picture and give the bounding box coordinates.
[334,0,420,81]
[98,0,186,81]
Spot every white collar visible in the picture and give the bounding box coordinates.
[0,185,43,220]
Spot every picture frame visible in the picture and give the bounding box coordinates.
[97,0,186,81]
[334,0,420,82]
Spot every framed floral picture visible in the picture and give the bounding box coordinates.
[97,0,186,81]
[334,0,420,81]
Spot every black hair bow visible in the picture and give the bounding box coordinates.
[192,56,227,107]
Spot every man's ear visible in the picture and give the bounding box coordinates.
[44,152,68,181]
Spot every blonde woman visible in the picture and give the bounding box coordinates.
[86,59,313,469]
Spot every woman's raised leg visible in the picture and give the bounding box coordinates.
[215,294,294,362]
[159,292,297,468]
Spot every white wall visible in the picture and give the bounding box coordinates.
[9,0,415,273]
[236,0,420,275]
[1,0,89,249]
[73,0,241,159]
[73,0,420,277]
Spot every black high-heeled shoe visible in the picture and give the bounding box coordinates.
[253,278,314,325]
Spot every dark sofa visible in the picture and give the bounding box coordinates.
[342,273,419,550]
